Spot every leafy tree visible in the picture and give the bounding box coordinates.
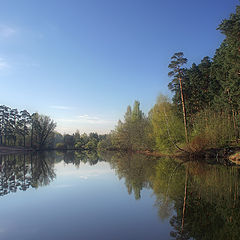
[85,138,98,150]
[9,108,19,145]
[53,132,64,146]
[0,105,10,145]
[30,113,38,147]
[63,134,75,149]
[151,94,185,152]
[97,135,113,151]
[74,130,81,142]
[33,114,56,149]
[124,105,132,122]
[111,101,150,151]
[19,110,31,147]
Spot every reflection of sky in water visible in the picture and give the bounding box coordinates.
[0,160,172,240]
[55,161,113,179]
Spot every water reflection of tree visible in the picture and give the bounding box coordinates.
[100,151,157,200]
[0,152,56,196]
[101,151,240,239]
[0,150,104,198]
[30,152,56,188]
[153,159,240,240]
[56,150,104,168]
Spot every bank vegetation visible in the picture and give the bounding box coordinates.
[98,5,240,159]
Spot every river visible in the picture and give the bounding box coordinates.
[0,151,239,240]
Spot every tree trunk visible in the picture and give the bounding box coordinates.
[179,77,188,143]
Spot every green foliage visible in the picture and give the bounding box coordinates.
[32,114,57,149]
[97,136,114,151]
[73,130,80,142]
[168,52,188,79]
[164,5,240,149]
[55,142,66,150]
[63,134,75,149]
[74,141,83,149]
[191,109,236,148]
[111,101,152,151]
[151,95,185,152]
[85,138,98,150]
[74,132,103,150]
[183,57,217,118]
[0,105,56,149]
[101,151,158,200]
[52,131,107,151]
[168,52,189,143]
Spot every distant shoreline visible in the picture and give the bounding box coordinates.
[0,146,34,155]
[0,146,95,155]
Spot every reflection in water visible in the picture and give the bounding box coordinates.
[0,152,56,196]
[0,150,103,197]
[101,151,157,200]
[100,151,240,240]
[1,151,240,239]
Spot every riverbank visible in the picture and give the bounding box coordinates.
[136,146,240,165]
[1,145,240,166]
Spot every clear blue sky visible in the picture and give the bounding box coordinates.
[0,0,238,134]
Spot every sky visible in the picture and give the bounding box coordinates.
[0,0,239,134]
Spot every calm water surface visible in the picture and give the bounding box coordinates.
[0,151,239,240]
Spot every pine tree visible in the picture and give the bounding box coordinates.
[168,52,189,143]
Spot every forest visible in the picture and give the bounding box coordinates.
[97,5,240,155]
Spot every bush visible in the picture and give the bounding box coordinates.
[151,96,185,153]
[187,135,209,152]
[75,142,85,150]
[97,137,113,151]
[55,142,66,150]
[191,110,235,148]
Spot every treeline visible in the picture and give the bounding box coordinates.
[54,131,107,151]
[99,5,240,153]
[0,105,56,149]
[0,104,107,151]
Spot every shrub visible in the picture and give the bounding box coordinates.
[191,109,235,148]
[187,135,209,152]
[55,142,66,150]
